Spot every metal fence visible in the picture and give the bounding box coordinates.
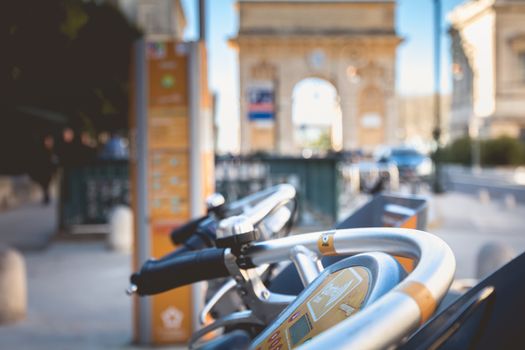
[59,160,130,231]
[216,155,341,225]
[59,156,402,231]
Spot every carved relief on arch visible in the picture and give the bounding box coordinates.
[357,60,386,83]
[359,85,385,109]
[250,60,277,80]
[340,45,364,65]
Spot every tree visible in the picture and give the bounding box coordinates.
[1,0,141,173]
[307,130,333,152]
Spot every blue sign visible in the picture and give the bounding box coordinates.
[248,87,274,121]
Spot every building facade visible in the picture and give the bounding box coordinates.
[449,0,525,140]
[231,0,401,154]
[397,95,451,147]
[113,0,186,40]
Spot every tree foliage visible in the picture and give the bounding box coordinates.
[4,0,141,131]
[306,131,333,151]
[1,0,141,172]
[442,136,525,166]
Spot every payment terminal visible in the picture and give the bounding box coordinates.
[250,252,406,350]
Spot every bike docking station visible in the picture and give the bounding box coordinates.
[129,37,214,346]
[337,194,428,272]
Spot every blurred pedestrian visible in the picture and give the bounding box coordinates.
[100,131,129,160]
[367,172,389,196]
[56,128,96,166]
[28,135,58,205]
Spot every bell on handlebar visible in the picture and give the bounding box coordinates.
[215,215,259,251]
[206,193,226,217]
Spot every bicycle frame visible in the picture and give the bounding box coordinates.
[219,227,455,349]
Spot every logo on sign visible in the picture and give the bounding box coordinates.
[307,268,363,322]
[161,74,175,89]
[161,306,184,329]
[148,42,167,59]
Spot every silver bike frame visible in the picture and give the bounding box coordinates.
[227,184,296,227]
[240,227,455,350]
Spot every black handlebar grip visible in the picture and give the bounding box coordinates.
[170,215,208,245]
[131,248,229,296]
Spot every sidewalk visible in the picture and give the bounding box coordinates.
[0,200,57,251]
[430,192,525,278]
[0,242,128,350]
[0,241,184,350]
[0,199,176,350]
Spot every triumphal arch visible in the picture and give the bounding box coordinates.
[231,0,401,154]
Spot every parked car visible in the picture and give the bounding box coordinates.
[377,147,432,181]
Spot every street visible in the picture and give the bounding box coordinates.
[443,166,525,204]
[0,201,57,251]
[431,192,525,278]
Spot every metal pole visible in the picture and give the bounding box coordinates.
[470,117,482,173]
[432,0,444,193]
[188,40,206,335]
[199,0,206,42]
[133,38,151,344]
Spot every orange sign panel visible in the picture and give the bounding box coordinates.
[132,39,214,346]
[150,223,192,343]
[149,113,189,150]
[149,150,190,221]
[147,42,188,108]
[147,41,193,344]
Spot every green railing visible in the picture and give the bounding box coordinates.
[59,155,353,229]
[215,155,341,224]
[59,160,130,229]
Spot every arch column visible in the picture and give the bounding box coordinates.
[276,85,296,154]
[341,101,358,150]
[384,64,398,145]
[338,70,359,151]
[239,57,250,154]
[385,91,398,145]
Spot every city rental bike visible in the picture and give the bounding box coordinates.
[130,214,455,350]
[130,184,299,324]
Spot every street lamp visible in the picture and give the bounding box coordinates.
[432,0,445,193]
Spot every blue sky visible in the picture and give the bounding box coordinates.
[180,0,466,151]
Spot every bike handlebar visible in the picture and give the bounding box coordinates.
[169,185,296,246]
[170,215,208,245]
[130,248,229,296]
[241,184,296,227]
[131,184,297,296]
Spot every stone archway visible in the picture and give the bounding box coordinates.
[231,0,401,154]
[292,77,343,152]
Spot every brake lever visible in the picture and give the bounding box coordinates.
[199,263,273,325]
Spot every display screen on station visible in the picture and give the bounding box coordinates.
[289,314,312,346]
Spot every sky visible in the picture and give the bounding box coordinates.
[180,0,466,152]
